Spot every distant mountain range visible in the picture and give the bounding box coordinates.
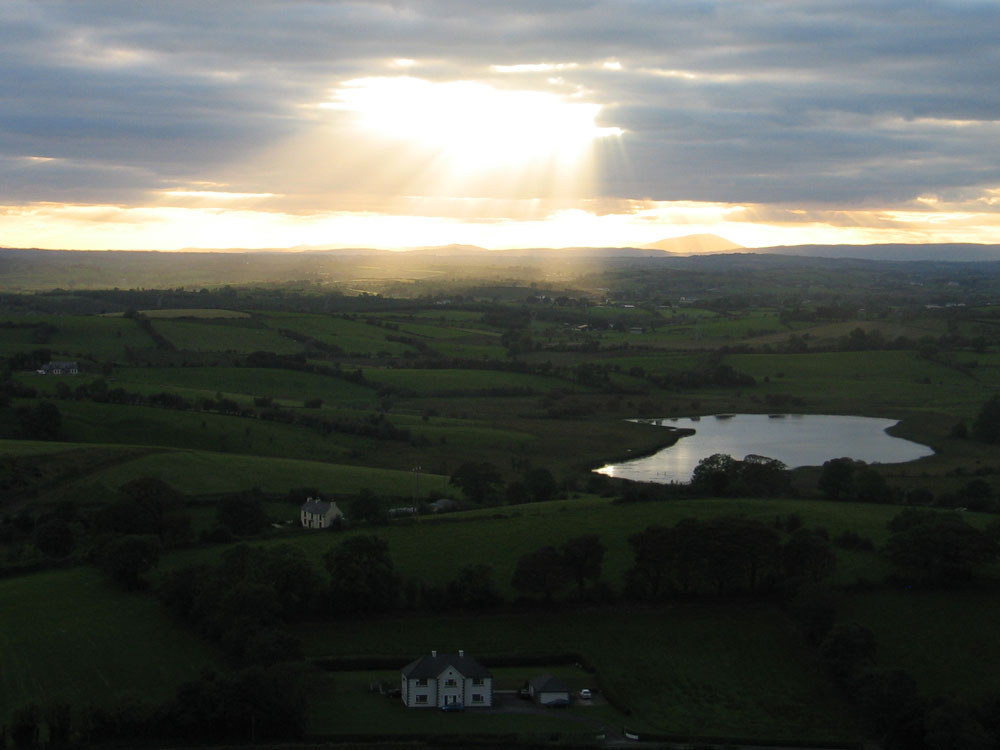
[746,243,1000,262]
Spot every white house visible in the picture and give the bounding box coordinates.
[400,650,492,708]
[526,674,570,706]
[36,361,78,375]
[300,498,343,529]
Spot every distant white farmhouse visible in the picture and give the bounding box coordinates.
[300,498,343,529]
[37,361,78,375]
[400,651,493,708]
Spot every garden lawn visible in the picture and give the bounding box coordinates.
[295,606,858,742]
[307,669,606,738]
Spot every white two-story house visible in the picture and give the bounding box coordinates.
[400,650,493,708]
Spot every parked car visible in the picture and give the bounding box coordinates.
[579,689,593,700]
[440,702,465,712]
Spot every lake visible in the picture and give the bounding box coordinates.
[595,413,934,483]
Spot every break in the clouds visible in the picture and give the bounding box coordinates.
[2,0,1000,250]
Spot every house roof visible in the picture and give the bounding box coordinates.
[301,499,338,515]
[528,674,569,694]
[402,653,491,680]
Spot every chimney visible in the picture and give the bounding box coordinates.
[459,649,464,657]
[431,650,437,657]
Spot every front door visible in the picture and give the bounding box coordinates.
[445,695,458,705]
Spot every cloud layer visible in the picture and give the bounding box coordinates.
[2,0,999,248]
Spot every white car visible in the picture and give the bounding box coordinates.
[579,689,593,700]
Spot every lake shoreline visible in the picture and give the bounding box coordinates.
[596,414,934,484]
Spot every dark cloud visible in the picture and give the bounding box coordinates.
[2,0,999,209]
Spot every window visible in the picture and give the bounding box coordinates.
[472,694,484,704]
[472,678,484,686]
[416,678,428,686]
[445,678,457,687]
[415,695,428,704]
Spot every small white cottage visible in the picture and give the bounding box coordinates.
[300,498,343,529]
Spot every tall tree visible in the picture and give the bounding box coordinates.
[449,462,504,503]
[561,534,605,594]
[511,546,569,602]
[324,535,399,613]
[972,394,1000,443]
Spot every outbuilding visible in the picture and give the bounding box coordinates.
[526,674,571,706]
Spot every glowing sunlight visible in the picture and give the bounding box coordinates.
[320,77,622,200]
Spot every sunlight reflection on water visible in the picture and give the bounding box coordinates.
[595,413,933,484]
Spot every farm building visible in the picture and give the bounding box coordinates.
[400,650,492,708]
[36,361,79,375]
[300,498,343,529]
[526,674,571,706]
[428,498,460,513]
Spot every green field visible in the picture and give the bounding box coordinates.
[0,568,220,719]
[153,319,305,354]
[839,589,1000,701]
[360,367,583,395]
[5,278,1000,744]
[0,314,155,361]
[258,314,417,356]
[71,448,450,497]
[110,366,379,407]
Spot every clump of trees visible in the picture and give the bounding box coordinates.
[510,534,607,602]
[818,458,891,502]
[972,394,1000,444]
[689,453,792,497]
[623,516,835,599]
[6,664,310,746]
[883,508,998,583]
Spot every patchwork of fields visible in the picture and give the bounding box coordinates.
[3,290,1000,743]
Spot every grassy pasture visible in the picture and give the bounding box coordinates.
[295,606,856,740]
[0,567,220,720]
[360,368,585,395]
[839,589,1000,701]
[420,341,509,359]
[137,309,249,318]
[91,449,449,496]
[110,366,379,407]
[153,319,304,354]
[726,350,993,416]
[0,314,155,361]
[259,314,415,356]
[375,318,497,340]
[52,400,364,462]
[596,352,710,375]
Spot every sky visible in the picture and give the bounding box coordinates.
[2,0,1000,252]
